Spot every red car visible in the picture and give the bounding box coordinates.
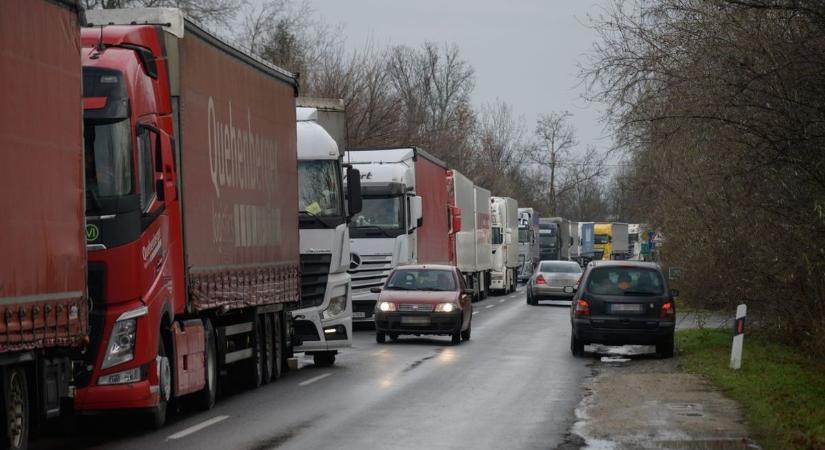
[371,265,473,345]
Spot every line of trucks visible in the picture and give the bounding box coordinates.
[0,3,529,448]
[0,3,656,448]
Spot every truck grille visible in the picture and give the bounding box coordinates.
[349,253,393,296]
[300,253,332,308]
[398,304,434,312]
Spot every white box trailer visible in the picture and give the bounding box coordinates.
[448,170,493,300]
[569,221,581,260]
[490,196,519,294]
[611,222,630,259]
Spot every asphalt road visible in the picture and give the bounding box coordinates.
[32,288,590,450]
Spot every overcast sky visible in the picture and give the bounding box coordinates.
[309,0,612,156]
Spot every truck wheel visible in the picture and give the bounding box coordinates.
[1,365,29,450]
[261,314,274,384]
[243,318,264,389]
[313,352,336,367]
[194,318,217,411]
[148,338,171,429]
[271,313,284,380]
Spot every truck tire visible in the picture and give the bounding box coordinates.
[148,337,171,429]
[313,352,336,367]
[1,365,28,450]
[271,313,284,380]
[243,317,264,389]
[194,318,217,411]
[261,314,274,384]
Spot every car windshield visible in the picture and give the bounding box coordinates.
[386,269,457,291]
[298,160,342,217]
[585,267,664,296]
[540,262,581,273]
[350,196,404,230]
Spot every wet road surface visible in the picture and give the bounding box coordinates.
[31,288,590,450]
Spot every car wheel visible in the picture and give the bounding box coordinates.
[657,334,674,358]
[461,318,472,341]
[570,331,585,357]
[451,318,462,345]
[376,332,386,344]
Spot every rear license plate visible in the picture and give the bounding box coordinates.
[610,304,643,314]
[352,312,366,319]
[401,316,430,325]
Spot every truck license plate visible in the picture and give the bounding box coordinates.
[352,312,366,319]
[401,316,430,325]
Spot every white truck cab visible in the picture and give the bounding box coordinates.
[293,106,361,366]
[490,197,519,294]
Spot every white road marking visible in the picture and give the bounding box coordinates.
[485,305,495,309]
[298,373,332,386]
[472,311,480,315]
[167,415,229,440]
[499,299,506,303]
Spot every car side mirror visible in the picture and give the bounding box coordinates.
[563,286,575,294]
[370,287,382,294]
[462,288,474,296]
[670,289,679,298]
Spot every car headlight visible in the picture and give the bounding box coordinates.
[322,294,348,320]
[435,303,457,313]
[377,301,396,312]
[102,318,137,369]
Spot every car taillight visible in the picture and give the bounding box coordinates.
[660,301,675,320]
[575,299,590,317]
[536,275,546,285]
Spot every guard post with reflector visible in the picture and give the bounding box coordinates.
[730,304,747,369]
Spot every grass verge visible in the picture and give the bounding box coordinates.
[676,329,825,450]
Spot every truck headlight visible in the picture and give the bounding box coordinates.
[102,318,137,369]
[435,303,457,313]
[322,294,348,320]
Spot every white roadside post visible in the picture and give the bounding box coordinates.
[730,304,747,370]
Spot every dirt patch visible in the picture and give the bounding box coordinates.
[566,349,760,450]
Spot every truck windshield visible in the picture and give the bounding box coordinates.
[298,160,342,217]
[594,234,609,244]
[539,234,556,248]
[350,196,404,232]
[492,227,503,245]
[84,118,133,205]
[518,228,530,243]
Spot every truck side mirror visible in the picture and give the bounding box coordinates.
[346,167,362,216]
[410,195,423,230]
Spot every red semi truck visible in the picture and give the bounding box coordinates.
[0,1,87,448]
[78,8,300,426]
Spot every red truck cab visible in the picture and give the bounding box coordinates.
[77,24,184,419]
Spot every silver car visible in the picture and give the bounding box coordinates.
[526,260,582,305]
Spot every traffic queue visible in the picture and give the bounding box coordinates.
[0,3,668,449]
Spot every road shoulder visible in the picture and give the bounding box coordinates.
[560,350,760,450]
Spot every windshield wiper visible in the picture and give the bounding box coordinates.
[351,224,392,238]
[386,286,412,290]
[421,288,451,291]
[299,210,334,228]
[622,290,658,296]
